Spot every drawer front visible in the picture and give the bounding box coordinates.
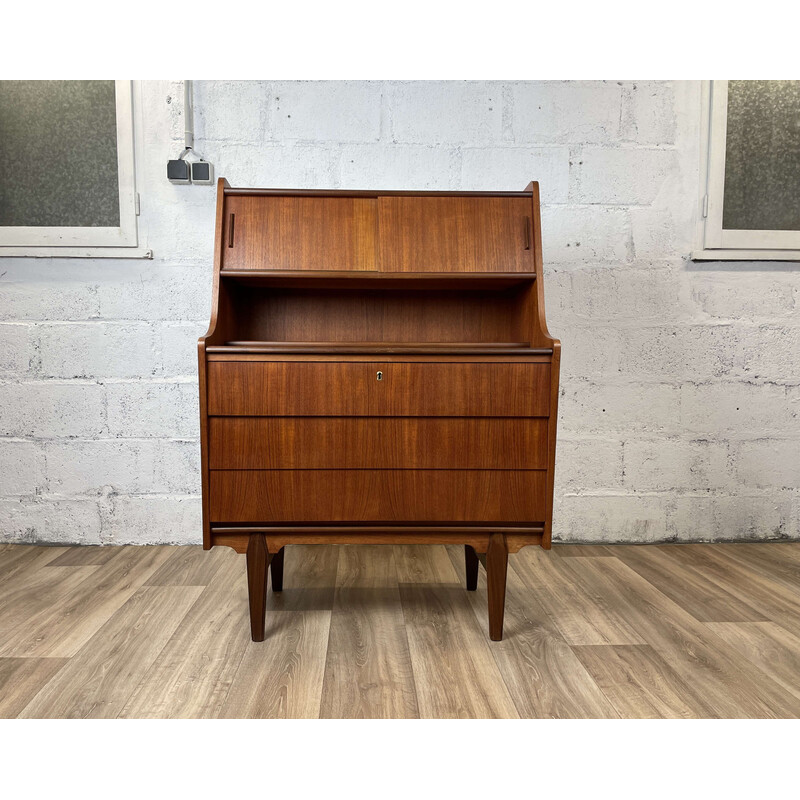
[377,362,549,416]
[208,362,374,415]
[210,470,546,523]
[221,196,377,271]
[207,361,550,417]
[378,197,534,273]
[209,417,549,469]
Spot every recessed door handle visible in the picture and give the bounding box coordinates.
[523,216,531,250]
[228,213,235,248]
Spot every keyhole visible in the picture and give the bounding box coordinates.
[376,371,383,381]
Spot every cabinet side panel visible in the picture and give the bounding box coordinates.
[526,182,561,547]
[198,342,211,549]
[528,182,557,347]
[543,343,561,549]
[198,177,230,548]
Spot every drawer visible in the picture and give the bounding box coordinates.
[207,361,550,417]
[209,417,549,469]
[209,470,546,523]
[207,362,373,415]
[378,362,549,416]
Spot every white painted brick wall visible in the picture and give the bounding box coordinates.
[388,82,503,146]
[623,439,731,492]
[0,498,102,544]
[737,441,800,488]
[271,81,383,144]
[1,383,107,438]
[620,82,677,145]
[571,148,680,205]
[540,206,631,263]
[560,380,682,435]
[460,147,570,200]
[0,441,46,496]
[105,382,199,439]
[510,82,624,145]
[38,323,158,379]
[1,80,798,544]
[340,144,457,190]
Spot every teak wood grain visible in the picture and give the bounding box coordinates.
[209,417,549,470]
[377,197,534,273]
[198,180,562,642]
[222,196,376,271]
[208,361,550,417]
[216,286,532,344]
[210,469,547,523]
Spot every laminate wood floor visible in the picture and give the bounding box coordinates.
[1,542,799,719]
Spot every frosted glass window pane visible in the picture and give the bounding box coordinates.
[0,80,120,228]
[723,80,800,231]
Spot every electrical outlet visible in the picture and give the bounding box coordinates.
[167,159,191,184]
[191,161,214,185]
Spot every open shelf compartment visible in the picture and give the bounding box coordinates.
[211,274,539,351]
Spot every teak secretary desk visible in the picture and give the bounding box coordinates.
[198,178,561,642]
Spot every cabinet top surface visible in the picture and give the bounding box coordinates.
[223,186,535,198]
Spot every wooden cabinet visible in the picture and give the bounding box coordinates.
[199,181,561,642]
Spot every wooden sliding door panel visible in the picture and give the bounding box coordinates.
[378,197,534,272]
[209,417,549,470]
[209,470,547,522]
[221,196,376,271]
[207,361,550,417]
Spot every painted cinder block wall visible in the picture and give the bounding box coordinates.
[1,80,798,545]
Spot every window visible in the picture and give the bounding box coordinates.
[0,79,149,258]
[694,79,800,261]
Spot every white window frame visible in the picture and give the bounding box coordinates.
[0,80,151,259]
[693,79,800,261]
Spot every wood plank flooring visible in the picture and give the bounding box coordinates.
[1,542,799,718]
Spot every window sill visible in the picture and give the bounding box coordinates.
[691,248,800,262]
[0,246,153,259]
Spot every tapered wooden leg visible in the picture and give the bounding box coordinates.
[465,545,479,591]
[246,534,270,642]
[486,533,508,641]
[270,546,285,592]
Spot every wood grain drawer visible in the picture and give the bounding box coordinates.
[209,417,549,469]
[209,470,546,523]
[207,361,550,417]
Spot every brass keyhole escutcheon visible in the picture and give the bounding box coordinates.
[376,371,383,381]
